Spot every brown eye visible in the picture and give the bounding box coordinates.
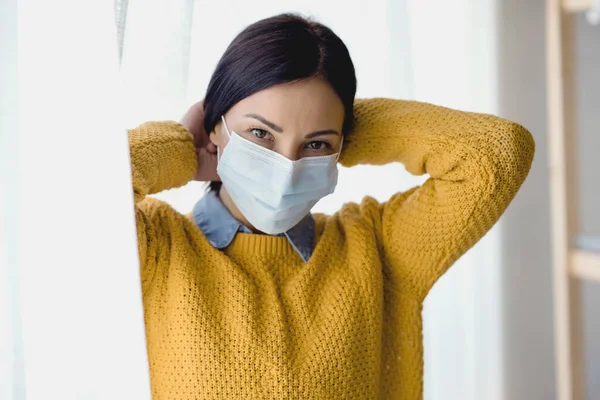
[307,141,327,150]
[251,128,268,139]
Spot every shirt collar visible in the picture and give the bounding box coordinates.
[192,191,314,262]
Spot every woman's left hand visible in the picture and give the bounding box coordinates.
[180,100,220,182]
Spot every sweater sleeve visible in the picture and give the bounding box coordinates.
[128,121,197,292]
[340,98,535,300]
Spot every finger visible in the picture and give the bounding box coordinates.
[195,135,210,151]
[195,148,221,182]
[206,142,217,154]
[181,100,208,147]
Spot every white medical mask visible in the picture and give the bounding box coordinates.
[216,115,342,235]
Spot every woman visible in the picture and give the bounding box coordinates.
[130,13,535,400]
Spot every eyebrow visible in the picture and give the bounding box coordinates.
[305,130,339,139]
[244,114,283,133]
[244,113,340,138]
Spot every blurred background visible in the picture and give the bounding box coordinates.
[1,0,598,399]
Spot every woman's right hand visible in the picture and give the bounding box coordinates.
[180,100,220,182]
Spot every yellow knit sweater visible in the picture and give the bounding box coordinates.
[130,98,534,400]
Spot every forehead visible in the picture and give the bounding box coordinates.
[227,77,345,130]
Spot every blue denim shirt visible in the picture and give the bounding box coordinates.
[192,191,314,262]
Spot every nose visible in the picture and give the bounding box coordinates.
[277,144,302,161]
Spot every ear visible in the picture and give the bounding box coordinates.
[209,119,223,145]
[209,129,220,147]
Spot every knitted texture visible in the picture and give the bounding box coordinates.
[130,98,535,399]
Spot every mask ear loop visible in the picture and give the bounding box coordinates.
[335,135,344,162]
[218,115,232,159]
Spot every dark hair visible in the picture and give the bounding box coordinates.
[203,12,357,192]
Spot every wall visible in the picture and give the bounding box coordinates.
[574,12,600,400]
[497,1,600,399]
[496,0,556,399]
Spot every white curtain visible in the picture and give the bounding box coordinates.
[1,0,150,399]
[1,2,21,398]
[1,0,503,398]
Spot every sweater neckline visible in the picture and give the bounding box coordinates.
[225,232,299,258]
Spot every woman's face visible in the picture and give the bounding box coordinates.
[209,77,345,161]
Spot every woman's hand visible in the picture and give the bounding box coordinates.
[180,100,220,182]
